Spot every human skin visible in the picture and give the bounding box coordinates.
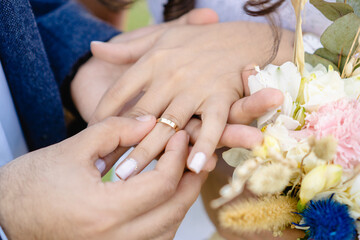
[189,69,305,240]
[79,20,294,179]
[0,117,210,240]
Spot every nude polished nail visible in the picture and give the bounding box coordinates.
[116,158,137,180]
[95,159,106,174]
[189,152,207,174]
[135,115,153,122]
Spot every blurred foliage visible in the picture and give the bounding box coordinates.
[124,0,151,32]
[306,1,360,74]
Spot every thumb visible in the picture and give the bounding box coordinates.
[91,30,162,64]
[183,8,219,25]
[70,116,156,163]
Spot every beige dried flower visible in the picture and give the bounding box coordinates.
[247,163,294,195]
[219,195,300,234]
[313,135,337,162]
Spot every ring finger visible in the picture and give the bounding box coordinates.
[115,94,200,180]
[187,96,232,173]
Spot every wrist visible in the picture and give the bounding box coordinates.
[0,163,35,240]
[0,166,13,239]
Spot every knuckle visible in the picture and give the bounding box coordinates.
[171,67,188,82]
[158,173,178,197]
[133,145,152,163]
[172,203,188,222]
[148,48,169,62]
[201,134,218,149]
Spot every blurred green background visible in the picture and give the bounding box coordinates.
[125,0,151,32]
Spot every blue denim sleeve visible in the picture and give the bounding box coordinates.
[33,1,120,86]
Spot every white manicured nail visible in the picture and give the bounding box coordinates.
[95,159,106,173]
[189,152,207,174]
[116,158,137,180]
[136,115,153,122]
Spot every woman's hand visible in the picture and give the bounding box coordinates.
[89,22,294,179]
[0,117,208,240]
[71,8,219,121]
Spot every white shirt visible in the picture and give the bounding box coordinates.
[0,62,28,239]
[148,0,332,35]
[0,62,28,167]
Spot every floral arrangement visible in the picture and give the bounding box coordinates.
[212,1,360,239]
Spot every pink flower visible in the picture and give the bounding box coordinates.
[304,99,360,169]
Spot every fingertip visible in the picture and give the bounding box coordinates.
[90,41,104,46]
[203,154,218,173]
[269,88,284,106]
[90,41,105,54]
[165,130,189,152]
[188,152,207,174]
[187,8,219,25]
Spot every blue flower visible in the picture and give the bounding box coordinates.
[297,195,357,240]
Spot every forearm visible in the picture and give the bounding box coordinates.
[0,163,20,239]
[0,161,46,240]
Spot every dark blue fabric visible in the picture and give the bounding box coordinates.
[0,0,120,150]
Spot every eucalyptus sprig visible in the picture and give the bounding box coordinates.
[306,0,360,76]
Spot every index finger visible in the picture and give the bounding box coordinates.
[110,131,189,218]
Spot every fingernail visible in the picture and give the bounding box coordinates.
[267,106,280,112]
[91,41,104,44]
[95,159,106,174]
[135,115,153,122]
[189,152,207,174]
[116,158,137,180]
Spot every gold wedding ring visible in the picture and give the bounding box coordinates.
[156,117,179,132]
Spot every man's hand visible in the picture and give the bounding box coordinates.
[0,116,207,239]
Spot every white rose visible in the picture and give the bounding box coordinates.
[302,66,346,111]
[343,75,360,99]
[265,118,299,152]
[248,62,301,127]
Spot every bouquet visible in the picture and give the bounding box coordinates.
[212,1,360,239]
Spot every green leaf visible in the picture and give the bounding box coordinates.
[321,13,360,56]
[314,48,347,71]
[310,0,353,21]
[222,148,252,168]
[305,52,340,71]
[314,48,339,63]
[337,0,360,16]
